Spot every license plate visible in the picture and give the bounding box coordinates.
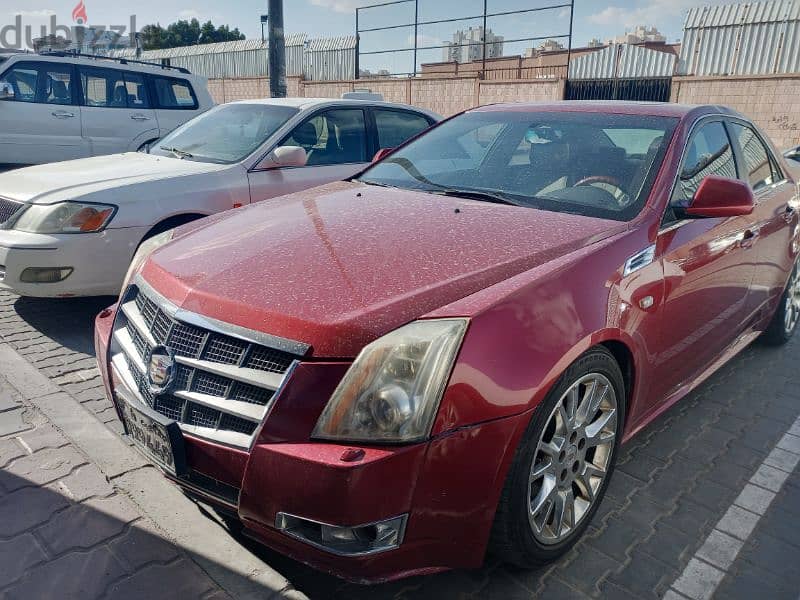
[119,396,187,477]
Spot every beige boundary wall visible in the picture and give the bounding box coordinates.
[206,72,800,150]
[207,74,564,116]
[672,74,800,150]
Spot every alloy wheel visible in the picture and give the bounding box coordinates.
[785,265,800,335]
[528,373,618,545]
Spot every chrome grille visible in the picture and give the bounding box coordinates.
[0,198,23,224]
[111,281,304,448]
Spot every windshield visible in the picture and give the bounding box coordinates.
[150,103,299,164]
[358,110,678,221]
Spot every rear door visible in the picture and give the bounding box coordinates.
[371,107,434,154]
[248,107,369,202]
[0,60,87,164]
[150,75,201,137]
[652,119,756,399]
[728,120,800,320]
[78,66,158,155]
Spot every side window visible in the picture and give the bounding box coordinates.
[0,63,39,103]
[39,65,74,105]
[672,121,736,208]
[374,110,431,149]
[152,77,197,109]
[79,67,128,108]
[729,123,779,191]
[122,72,149,109]
[283,109,367,166]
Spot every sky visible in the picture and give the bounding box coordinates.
[1,0,732,71]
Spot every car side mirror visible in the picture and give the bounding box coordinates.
[785,146,800,161]
[372,147,394,163]
[259,145,308,170]
[683,175,754,218]
[0,83,14,101]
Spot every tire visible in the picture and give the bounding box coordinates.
[761,259,800,346]
[489,347,626,567]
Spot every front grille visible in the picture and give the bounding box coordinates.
[111,283,303,447]
[0,198,23,224]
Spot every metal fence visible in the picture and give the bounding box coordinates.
[355,0,574,78]
[565,77,672,102]
[107,34,356,81]
[678,0,800,76]
[569,44,676,80]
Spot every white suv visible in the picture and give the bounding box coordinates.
[0,52,213,166]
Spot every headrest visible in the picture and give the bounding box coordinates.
[292,121,318,147]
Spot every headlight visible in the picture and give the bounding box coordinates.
[312,319,468,443]
[119,229,174,294]
[11,202,116,234]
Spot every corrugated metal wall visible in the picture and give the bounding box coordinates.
[303,36,357,81]
[678,0,800,75]
[108,34,356,80]
[569,44,676,79]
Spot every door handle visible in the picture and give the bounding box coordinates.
[784,204,797,223]
[740,229,758,249]
[130,114,151,121]
[51,110,75,118]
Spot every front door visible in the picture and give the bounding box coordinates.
[78,66,158,156]
[0,60,87,165]
[727,121,800,321]
[652,119,756,399]
[248,107,369,202]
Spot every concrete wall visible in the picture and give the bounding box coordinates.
[207,74,563,116]
[672,74,800,149]
[205,73,800,151]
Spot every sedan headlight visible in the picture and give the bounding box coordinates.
[12,202,116,234]
[120,229,174,294]
[313,319,468,443]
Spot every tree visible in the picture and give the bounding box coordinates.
[139,19,245,50]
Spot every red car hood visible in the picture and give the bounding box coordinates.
[142,181,625,357]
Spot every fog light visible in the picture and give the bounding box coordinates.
[19,267,73,283]
[275,512,407,556]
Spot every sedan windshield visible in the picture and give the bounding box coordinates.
[150,103,299,164]
[358,110,678,221]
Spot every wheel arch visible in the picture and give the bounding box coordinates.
[140,212,209,243]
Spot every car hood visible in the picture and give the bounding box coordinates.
[142,181,627,357]
[0,153,227,205]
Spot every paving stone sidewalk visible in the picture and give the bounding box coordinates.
[1,291,799,599]
[0,377,229,600]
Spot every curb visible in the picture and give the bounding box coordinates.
[0,343,307,600]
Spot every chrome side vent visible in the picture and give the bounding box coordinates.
[623,245,656,277]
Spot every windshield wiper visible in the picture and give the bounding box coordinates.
[159,146,194,159]
[431,188,520,206]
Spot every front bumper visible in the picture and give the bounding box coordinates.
[94,304,530,582]
[0,226,147,297]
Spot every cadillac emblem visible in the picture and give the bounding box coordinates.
[146,345,176,394]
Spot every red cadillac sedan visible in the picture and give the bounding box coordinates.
[95,102,800,582]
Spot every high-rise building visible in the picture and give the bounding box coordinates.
[442,27,504,63]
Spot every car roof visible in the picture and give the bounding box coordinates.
[472,100,740,120]
[3,52,202,79]
[229,97,439,117]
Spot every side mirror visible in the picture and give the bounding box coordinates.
[372,147,394,163]
[784,146,800,161]
[262,145,307,169]
[684,176,754,218]
[0,83,14,101]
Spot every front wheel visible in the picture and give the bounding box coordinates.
[762,260,800,345]
[490,347,625,566]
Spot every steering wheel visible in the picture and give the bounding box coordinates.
[575,175,623,189]
[574,175,629,207]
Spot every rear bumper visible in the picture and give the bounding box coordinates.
[0,227,147,297]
